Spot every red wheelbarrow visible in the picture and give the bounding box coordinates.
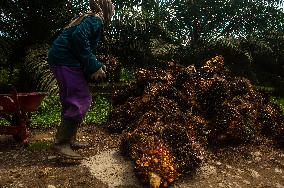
[0,86,47,145]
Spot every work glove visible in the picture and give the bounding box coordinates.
[91,65,106,81]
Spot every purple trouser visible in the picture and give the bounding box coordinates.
[50,65,92,123]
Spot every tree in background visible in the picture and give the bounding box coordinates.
[169,0,284,88]
[0,0,284,92]
[108,0,179,67]
[108,0,284,67]
[0,0,78,90]
[0,0,75,45]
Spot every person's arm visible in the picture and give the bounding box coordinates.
[71,16,103,79]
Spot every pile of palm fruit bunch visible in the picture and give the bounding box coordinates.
[258,100,284,142]
[96,54,121,82]
[105,55,284,187]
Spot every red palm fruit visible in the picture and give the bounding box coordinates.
[161,124,204,174]
[126,134,180,187]
[259,103,284,140]
[201,55,225,74]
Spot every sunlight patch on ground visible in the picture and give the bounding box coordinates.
[82,148,143,188]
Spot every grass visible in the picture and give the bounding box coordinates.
[255,85,275,92]
[270,96,284,113]
[255,85,284,113]
[119,67,135,83]
[0,119,10,126]
[28,95,112,128]
[30,95,61,128]
[27,141,51,151]
[0,94,112,129]
[84,95,112,125]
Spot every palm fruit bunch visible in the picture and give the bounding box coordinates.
[106,54,284,187]
[111,67,176,107]
[208,96,257,144]
[189,115,209,145]
[112,81,146,106]
[96,54,121,82]
[195,78,229,118]
[258,102,284,141]
[118,109,204,187]
[203,77,259,144]
[200,55,231,78]
[228,77,255,97]
[160,123,205,174]
[174,68,198,112]
[136,66,176,85]
[107,95,153,132]
[122,133,180,188]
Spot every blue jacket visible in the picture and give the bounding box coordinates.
[48,15,103,79]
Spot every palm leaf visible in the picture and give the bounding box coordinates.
[24,44,58,94]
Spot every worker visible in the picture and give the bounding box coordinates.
[48,0,115,160]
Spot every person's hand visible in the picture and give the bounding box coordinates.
[101,65,106,72]
[91,65,106,81]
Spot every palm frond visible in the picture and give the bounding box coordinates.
[24,44,58,94]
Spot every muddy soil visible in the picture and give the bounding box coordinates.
[0,125,118,188]
[1,125,284,188]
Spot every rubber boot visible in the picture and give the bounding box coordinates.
[70,125,90,150]
[53,119,83,160]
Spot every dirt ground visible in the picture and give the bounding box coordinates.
[1,125,284,188]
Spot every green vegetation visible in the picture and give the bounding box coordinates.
[30,95,61,128]
[271,96,284,113]
[0,119,10,126]
[27,141,51,151]
[119,67,135,83]
[29,94,112,128]
[84,95,112,125]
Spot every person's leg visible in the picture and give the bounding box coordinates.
[50,65,92,159]
[53,118,82,159]
[70,127,90,149]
